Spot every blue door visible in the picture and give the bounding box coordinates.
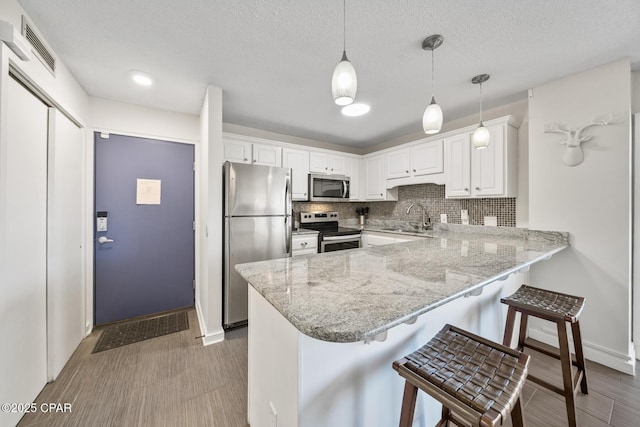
[94,133,194,325]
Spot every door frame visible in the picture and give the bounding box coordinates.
[84,128,198,332]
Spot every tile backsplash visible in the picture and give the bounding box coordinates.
[294,184,516,227]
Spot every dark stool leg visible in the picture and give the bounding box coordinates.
[571,320,588,394]
[399,381,418,427]
[438,406,450,427]
[510,396,525,427]
[557,321,578,427]
[517,313,529,351]
[503,306,517,347]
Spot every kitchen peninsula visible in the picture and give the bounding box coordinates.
[236,226,568,427]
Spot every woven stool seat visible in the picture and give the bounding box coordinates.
[500,285,584,322]
[501,285,588,427]
[393,324,529,427]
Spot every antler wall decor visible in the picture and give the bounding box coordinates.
[544,113,614,166]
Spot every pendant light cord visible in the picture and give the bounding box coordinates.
[343,0,346,52]
[479,82,483,123]
[431,49,435,97]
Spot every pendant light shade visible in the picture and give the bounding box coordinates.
[471,74,490,149]
[332,0,357,105]
[422,35,444,134]
[423,96,443,135]
[332,51,357,106]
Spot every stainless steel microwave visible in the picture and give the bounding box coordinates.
[308,174,350,202]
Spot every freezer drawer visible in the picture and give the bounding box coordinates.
[224,216,291,327]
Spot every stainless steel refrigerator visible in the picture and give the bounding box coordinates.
[223,161,292,328]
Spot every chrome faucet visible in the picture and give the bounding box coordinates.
[406,204,431,230]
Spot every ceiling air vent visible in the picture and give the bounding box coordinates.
[21,16,55,75]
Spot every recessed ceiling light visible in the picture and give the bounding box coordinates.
[130,70,154,86]
[341,103,370,117]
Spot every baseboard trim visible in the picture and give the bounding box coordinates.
[195,302,225,346]
[529,327,635,375]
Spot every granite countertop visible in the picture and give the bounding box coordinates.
[292,228,319,236]
[235,226,569,343]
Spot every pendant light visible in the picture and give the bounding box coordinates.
[471,74,490,149]
[331,0,357,105]
[421,35,444,134]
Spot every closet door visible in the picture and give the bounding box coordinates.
[47,109,84,380]
[0,76,49,423]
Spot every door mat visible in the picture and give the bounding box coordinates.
[93,311,189,353]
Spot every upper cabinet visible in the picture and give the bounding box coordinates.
[309,151,348,175]
[223,135,282,167]
[364,155,397,201]
[386,139,444,185]
[282,148,310,201]
[444,118,518,198]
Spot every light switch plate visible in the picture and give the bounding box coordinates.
[440,214,447,223]
[461,210,469,225]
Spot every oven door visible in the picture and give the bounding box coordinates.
[320,234,361,252]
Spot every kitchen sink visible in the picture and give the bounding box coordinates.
[381,227,434,236]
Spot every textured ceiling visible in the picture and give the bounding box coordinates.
[16,0,640,147]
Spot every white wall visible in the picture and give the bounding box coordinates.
[528,59,634,373]
[88,97,200,143]
[196,86,225,345]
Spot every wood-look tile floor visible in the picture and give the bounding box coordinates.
[17,310,249,427]
[16,313,639,427]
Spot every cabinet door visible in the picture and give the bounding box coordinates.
[412,140,443,176]
[330,155,347,175]
[348,158,361,200]
[365,156,385,200]
[283,148,310,201]
[309,152,329,173]
[387,148,411,179]
[445,133,471,197]
[252,143,282,167]
[471,125,504,197]
[223,139,251,163]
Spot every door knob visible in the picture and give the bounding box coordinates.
[97,236,114,244]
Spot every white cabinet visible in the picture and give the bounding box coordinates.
[386,139,444,186]
[444,133,472,197]
[292,233,318,256]
[365,155,385,200]
[412,140,444,176]
[362,231,423,247]
[283,148,310,201]
[223,138,251,164]
[347,158,361,200]
[223,135,282,167]
[445,119,518,198]
[386,148,411,179]
[252,143,282,167]
[309,151,348,175]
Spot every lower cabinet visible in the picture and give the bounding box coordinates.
[362,231,423,247]
[292,233,318,256]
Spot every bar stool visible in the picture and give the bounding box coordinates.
[393,324,529,427]
[501,285,587,427]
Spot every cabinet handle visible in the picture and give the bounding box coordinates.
[405,170,409,173]
[380,193,383,196]
[253,160,257,163]
[464,188,469,191]
[325,167,328,170]
[243,158,247,161]
[413,169,416,173]
[304,192,307,196]
[475,187,480,191]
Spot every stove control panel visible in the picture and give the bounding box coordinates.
[300,211,339,223]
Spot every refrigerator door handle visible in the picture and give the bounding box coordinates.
[285,216,291,255]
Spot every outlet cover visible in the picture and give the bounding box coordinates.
[461,210,469,225]
[440,214,447,223]
[484,216,498,227]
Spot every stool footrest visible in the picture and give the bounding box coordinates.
[527,370,585,397]
[523,339,583,370]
